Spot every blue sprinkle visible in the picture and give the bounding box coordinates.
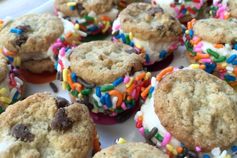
[227,54,237,63]
[96,87,101,98]
[7,56,14,63]
[159,50,167,59]
[204,63,216,74]
[115,33,121,39]
[105,93,112,108]
[130,41,135,47]
[87,25,98,32]
[100,95,106,105]
[231,145,237,152]
[10,28,23,35]
[224,74,236,82]
[202,154,211,158]
[145,54,150,63]
[54,63,58,70]
[112,77,124,87]
[12,91,19,102]
[149,87,155,94]
[189,29,194,38]
[71,73,77,82]
[181,8,187,14]
[232,60,237,65]
[120,34,126,43]
[233,44,237,50]
[69,6,75,11]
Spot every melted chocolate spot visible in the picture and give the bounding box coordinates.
[77,96,93,111]
[77,77,96,89]
[55,97,69,109]
[11,124,34,142]
[115,110,131,123]
[147,7,164,16]
[15,34,28,47]
[51,108,73,131]
[77,3,85,15]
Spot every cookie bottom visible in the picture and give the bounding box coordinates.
[144,54,174,72]
[18,68,56,84]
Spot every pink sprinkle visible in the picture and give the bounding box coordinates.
[121,102,127,110]
[59,47,66,57]
[139,127,145,136]
[114,24,121,31]
[200,59,212,63]
[131,89,136,99]
[195,146,202,152]
[161,132,172,147]
[123,76,130,84]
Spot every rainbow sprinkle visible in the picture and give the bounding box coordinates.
[210,0,230,19]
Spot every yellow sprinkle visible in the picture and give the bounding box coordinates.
[0,88,8,96]
[129,32,133,40]
[63,69,68,82]
[0,97,11,104]
[14,56,21,67]
[67,2,77,7]
[185,30,189,34]
[74,24,80,30]
[222,63,227,67]
[190,64,199,69]
[62,81,67,90]
[102,21,110,33]
[116,138,127,144]
[126,77,134,88]
[145,72,151,80]
[166,144,177,155]
[224,155,231,158]
[135,43,142,49]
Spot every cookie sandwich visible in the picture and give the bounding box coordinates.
[93,142,168,158]
[0,52,23,113]
[56,41,151,124]
[151,0,208,23]
[0,92,100,157]
[135,66,237,157]
[112,3,183,70]
[55,0,119,37]
[0,14,66,83]
[185,18,237,88]
[210,0,237,19]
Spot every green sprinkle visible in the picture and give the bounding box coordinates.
[144,129,150,135]
[93,99,100,108]
[71,90,79,97]
[84,15,94,22]
[185,41,196,56]
[207,48,219,58]
[125,35,130,44]
[66,83,71,91]
[101,85,114,92]
[213,56,226,63]
[155,133,163,142]
[115,108,124,113]
[81,89,92,96]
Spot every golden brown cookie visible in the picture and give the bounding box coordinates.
[93,142,168,158]
[0,92,96,157]
[154,69,237,151]
[0,52,7,82]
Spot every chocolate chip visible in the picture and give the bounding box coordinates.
[55,97,69,109]
[115,110,131,123]
[15,34,28,47]
[188,151,198,158]
[51,108,73,131]
[129,67,135,76]
[76,3,84,15]
[56,72,63,81]
[147,7,163,16]
[11,124,34,142]
[49,82,58,93]
[77,96,93,111]
[77,77,96,89]
[16,25,31,33]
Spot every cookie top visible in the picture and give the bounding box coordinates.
[228,0,237,18]
[118,3,182,41]
[55,0,113,17]
[69,41,144,85]
[93,142,168,158]
[193,18,237,44]
[154,69,237,151]
[0,92,95,157]
[0,52,7,82]
[0,14,64,55]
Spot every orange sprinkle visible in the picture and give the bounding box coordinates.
[136,72,146,81]
[0,19,3,24]
[65,32,73,39]
[67,73,74,89]
[199,64,206,69]
[156,66,174,81]
[137,116,143,122]
[176,147,183,154]
[187,19,196,30]
[73,83,82,92]
[141,85,151,99]
[224,12,230,19]
[194,53,210,60]
[214,44,224,48]
[126,83,135,94]
[127,95,132,101]
[234,67,237,76]
[5,51,16,57]
[100,16,111,21]
[109,90,123,107]
[230,81,237,87]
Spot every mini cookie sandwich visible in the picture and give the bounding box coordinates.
[56,41,151,124]
[55,0,119,37]
[0,92,100,157]
[112,3,183,70]
[0,52,23,112]
[93,142,168,158]
[135,67,237,157]
[210,0,237,19]
[0,14,65,84]
[151,0,208,23]
[185,18,237,88]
